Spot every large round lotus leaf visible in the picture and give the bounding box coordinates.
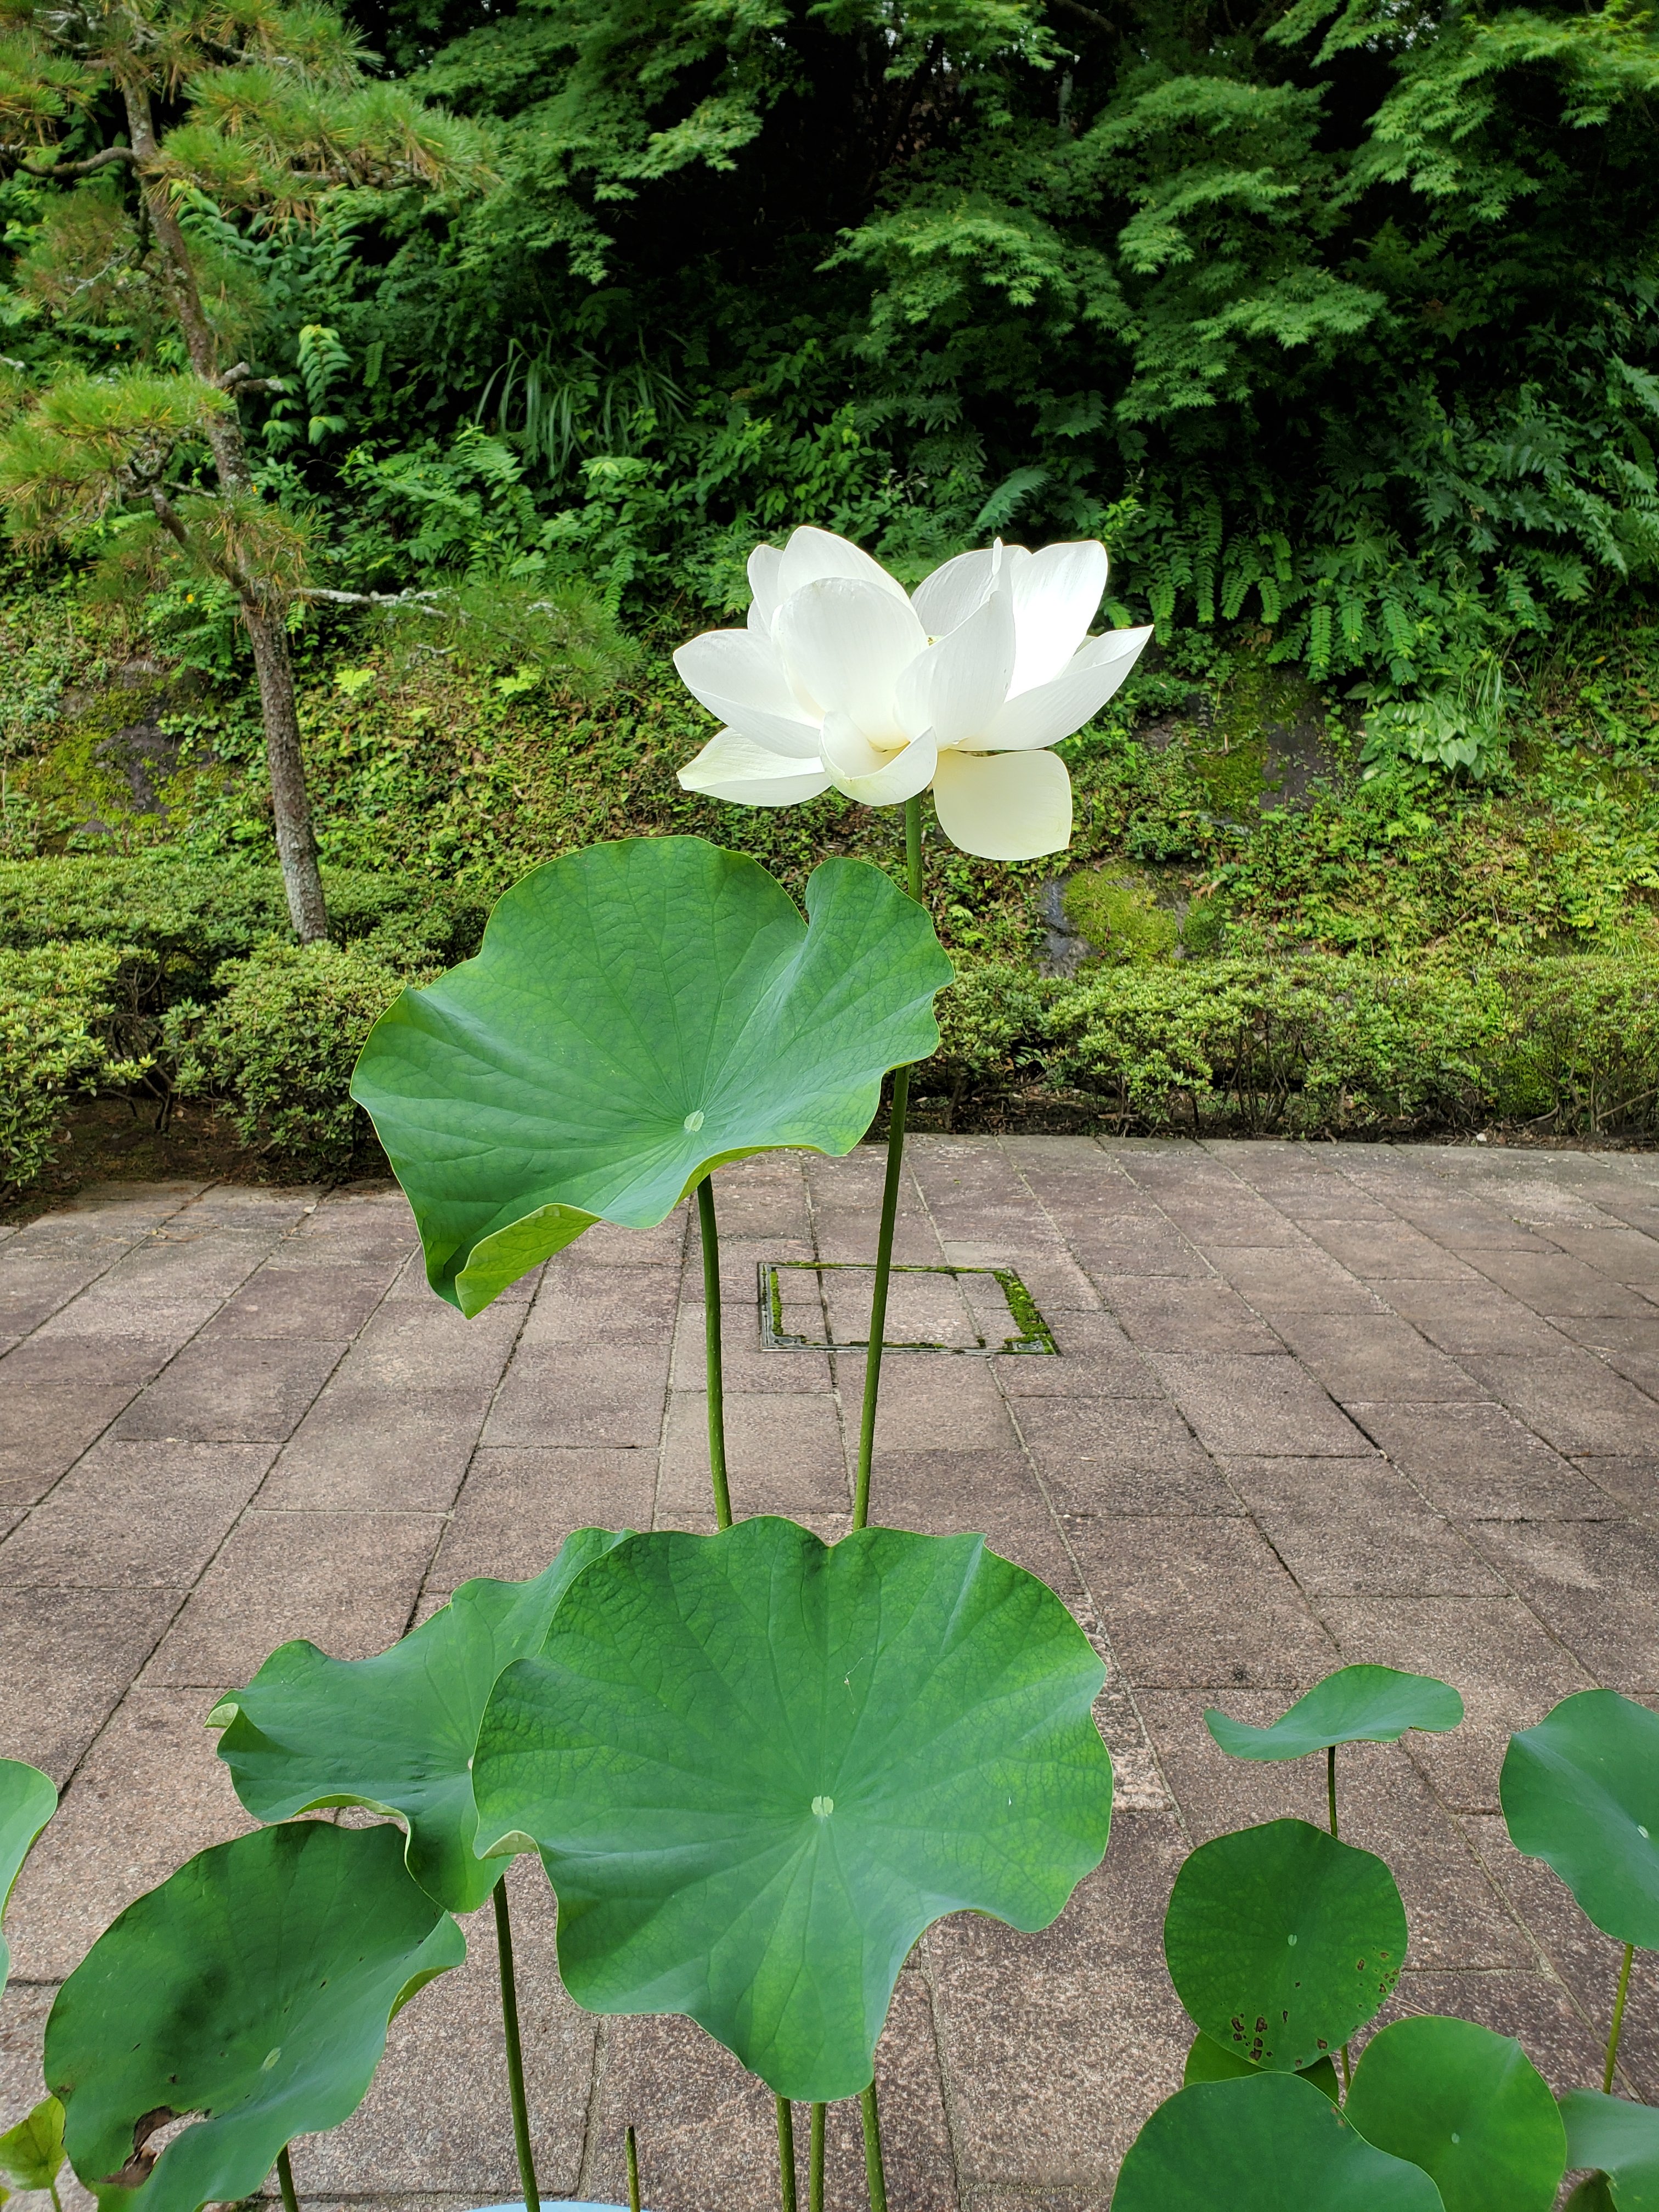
[1183,2028,1339,2103]
[0,1758,55,1989]
[350,837,952,1314]
[1501,1691,1659,1946]
[472,1515,1112,2103]
[1562,2092,1659,2212]
[1164,1819,1408,2070]
[46,1822,464,2212]
[1113,2074,1446,2211]
[211,1527,628,1913]
[1345,2016,1566,2212]
[1206,1667,1464,1761]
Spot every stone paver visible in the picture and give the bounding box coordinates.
[3,1139,1659,2209]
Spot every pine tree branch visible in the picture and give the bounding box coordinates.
[292,585,444,608]
[5,145,138,179]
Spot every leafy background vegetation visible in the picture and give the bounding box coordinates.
[0,0,1656,1185]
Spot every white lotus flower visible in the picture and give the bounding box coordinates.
[673,526,1152,862]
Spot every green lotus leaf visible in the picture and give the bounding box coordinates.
[46,1822,464,2212]
[0,2098,64,2192]
[349,837,953,1315]
[1114,2074,1446,2210]
[472,1515,1113,2102]
[1206,1667,1464,1761]
[1182,2029,1340,2102]
[1164,1819,1408,2070]
[1501,1691,1659,1947]
[0,1759,55,1990]
[1345,2016,1566,2212]
[211,1528,629,1914]
[1562,2091,1659,2212]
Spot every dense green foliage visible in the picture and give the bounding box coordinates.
[0,0,1654,755]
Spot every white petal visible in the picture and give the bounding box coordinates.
[777,525,910,606]
[1009,541,1109,693]
[981,625,1153,751]
[673,629,824,759]
[774,577,927,744]
[911,548,996,637]
[820,710,938,805]
[932,748,1072,860]
[747,543,785,639]
[912,583,1017,750]
[678,728,833,807]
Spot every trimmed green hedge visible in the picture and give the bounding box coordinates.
[924,955,1659,1139]
[1,944,154,1193]
[4,853,1658,1193]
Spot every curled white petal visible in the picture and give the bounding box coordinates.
[819,710,938,805]
[678,728,833,808]
[932,747,1073,860]
[775,578,927,744]
[777,525,911,606]
[673,629,824,759]
[912,583,1018,751]
[981,625,1154,752]
[1009,541,1110,693]
[747,544,785,640]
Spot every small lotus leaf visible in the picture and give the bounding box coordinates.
[1345,2015,1566,2212]
[211,1528,629,1913]
[1164,1818,1408,2070]
[0,1760,55,1990]
[0,2098,64,2191]
[1502,1691,1659,1946]
[1206,1667,1464,1762]
[1182,2029,1340,2102]
[1113,2074,1446,2210]
[472,1515,1112,2102]
[46,1822,464,2212]
[1562,2091,1659,2212]
[350,838,952,1314]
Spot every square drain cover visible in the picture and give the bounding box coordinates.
[758,1260,1056,1356]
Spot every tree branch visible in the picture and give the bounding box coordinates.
[292,585,445,609]
[9,145,139,179]
[217,362,286,395]
[1048,0,1118,32]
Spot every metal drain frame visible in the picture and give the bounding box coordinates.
[757,1259,1058,1356]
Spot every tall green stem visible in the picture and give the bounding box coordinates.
[698,1176,733,1531]
[626,2124,641,2212]
[1605,1942,1635,2092]
[1327,1745,1338,1838]
[852,794,925,1532]
[776,2095,798,2212]
[861,2079,888,2212]
[276,2146,300,2212]
[809,2102,826,2212]
[493,1880,541,2212]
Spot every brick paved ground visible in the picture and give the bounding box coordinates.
[3,1136,1659,2211]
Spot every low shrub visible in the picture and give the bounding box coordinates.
[917,953,1659,1139]
[166,941,420,1177]
[0,944,153,1192]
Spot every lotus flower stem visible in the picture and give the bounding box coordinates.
[861,2079,889,2212]
[697,1177,733,1530]
[852,794,925,1532]
[276,2146,300,2212]
[493,1880,541,2212]
[626,2124,641,2212]
[809,2102,825,2212]
[1326,1745,1338,1837]
[1605,1942,1635,2091]
[776,2095,798,2212]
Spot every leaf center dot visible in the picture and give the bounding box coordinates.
[811,1796,834,1818]
[684,1110,705,1131]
